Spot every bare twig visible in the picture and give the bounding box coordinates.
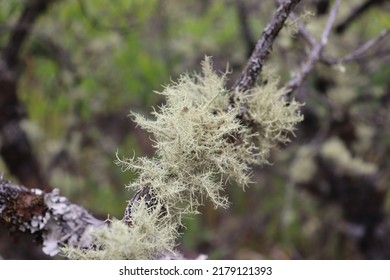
[285,4,389,67]
[322,28,390,65]
[231,0,301,98]
[274,0,316,47]
[335,0,385,34]
[235,1,256,58]
[289,12,316,47]
[285,0,341,96]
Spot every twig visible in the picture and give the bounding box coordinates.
[285,4,389,68]
[289,12,317,47]
[274,0,316,47]
[231,0,301,98]
[335,0,385,34]
[285,0,341,96]
[322,28,390,65]
[235,1,256,58]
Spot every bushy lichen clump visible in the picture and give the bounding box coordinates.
[63,58,302,259]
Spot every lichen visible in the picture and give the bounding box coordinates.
[62,203,177,260]
[63,57,302,259]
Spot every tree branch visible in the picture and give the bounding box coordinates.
[231,0,301,97]
[284,0,341,96]
[0,0,57,188]
[322,28,390,65]
[0,177,105,256]
[335,0,385,34]
[235,1,256,58]
[2,0,57,71]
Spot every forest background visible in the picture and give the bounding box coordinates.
[0,0,389,259]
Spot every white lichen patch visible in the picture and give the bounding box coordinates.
[42,189,105,256]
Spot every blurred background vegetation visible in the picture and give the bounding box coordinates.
[0,0,389,259]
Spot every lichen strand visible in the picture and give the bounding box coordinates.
[67,58,302,259]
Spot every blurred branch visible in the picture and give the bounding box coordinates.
[284,0,341,96]
[286,2,389,68]
[0,0,57,188]
[321,28,390,65]
[2,0,57,71]
[235,1,256,58]
[335,0,385,34]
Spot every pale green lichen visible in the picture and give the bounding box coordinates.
[245,70,303,161]
[63,57,302,259]
[62,202,177,260]
[320,137,377,176]
[285,9,315,35]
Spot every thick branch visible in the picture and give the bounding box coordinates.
[0,178,105,256]
[0,0,57,188]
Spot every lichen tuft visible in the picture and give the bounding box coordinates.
[63,57,303,259]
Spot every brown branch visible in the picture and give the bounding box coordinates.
[231,0,301,98]
[284,0,341,96]
[0,177,105,256]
